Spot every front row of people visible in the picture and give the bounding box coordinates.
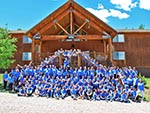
[14,72,144,103]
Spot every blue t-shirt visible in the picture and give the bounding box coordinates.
[3,74,8,81]
[138,82,144,91]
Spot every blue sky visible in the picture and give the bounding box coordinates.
[0,0,150,30]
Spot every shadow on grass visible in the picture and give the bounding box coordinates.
[0,83,6,92]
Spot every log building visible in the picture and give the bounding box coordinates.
[10,0,150,76]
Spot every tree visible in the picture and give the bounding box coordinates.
[0,27,17,68]
[138,24,145,29]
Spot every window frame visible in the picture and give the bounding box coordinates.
[23,35,32,44]
[113,34,125,43]
[22,52,32,61]
[113,51,125,60]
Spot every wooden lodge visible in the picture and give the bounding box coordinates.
[10,0,150,76]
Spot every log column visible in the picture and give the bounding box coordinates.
[59,53,63,66]
[103,40,107,54]
[78,53,81,67]
[109,38,113,62]
[32,39,35,62]
[93,51,96,59]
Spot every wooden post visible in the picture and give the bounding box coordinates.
[70,8,73,34]
[78,53,81,67]
[109,38,113,62]
[93,51,96,59]
[103,40,106,54]
[32,39,35,62]
[59,53,63,66]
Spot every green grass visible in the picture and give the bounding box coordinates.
[0,74,2,83]
[144,78,150,101]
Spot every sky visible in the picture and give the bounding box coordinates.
[0,0,150,30]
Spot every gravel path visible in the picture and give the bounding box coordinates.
[0,92,150,113]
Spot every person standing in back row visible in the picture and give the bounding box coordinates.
[3,71,8,90]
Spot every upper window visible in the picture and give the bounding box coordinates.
[113,51,125,60]
[113,34,124,42]
[23,35,32,43]
[22,52,32,61]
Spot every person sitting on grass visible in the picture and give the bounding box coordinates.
[92,89,100,101]
[60,87,67,99]
[120,90,130,103]
[86,89,93,100]
[54,87,60,99]
[18,86,26,96]
[70,86,77,100]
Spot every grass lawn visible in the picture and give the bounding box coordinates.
[144,78,150,101]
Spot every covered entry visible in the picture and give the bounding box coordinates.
[26,0,117,66]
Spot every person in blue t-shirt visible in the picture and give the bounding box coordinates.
[60,87,67,99]
[121,90,129,103]
[137,79,145,101]
[92,89,100,101]
[8,74,14,92]
[70,86,77,100]
[54,87,60,99]
[3,71,8,90]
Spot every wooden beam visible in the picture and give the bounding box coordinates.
[55,22,69,35]
[73,10,103,34]
[77,35,108,40]
[41,35,68,41]
[73,21,87,35]
[70,8,73,34]
[39,10,69,34]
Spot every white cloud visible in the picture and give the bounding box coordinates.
[139,0,150,10]
[86,4,129,23]
[109,9,130,19]
[86,7,110,22]
[110,0,137,11]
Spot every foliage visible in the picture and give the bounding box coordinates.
[0,27,17,68]
[143,78,150,101]
[138,24,145,29]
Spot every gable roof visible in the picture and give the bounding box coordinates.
[26,0,117,39]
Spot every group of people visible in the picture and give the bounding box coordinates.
[3,49,145,103]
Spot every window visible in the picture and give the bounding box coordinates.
[113,51,125,60]
[23,35,32,43]
[22,52,32,61]
[113,34,124,42]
